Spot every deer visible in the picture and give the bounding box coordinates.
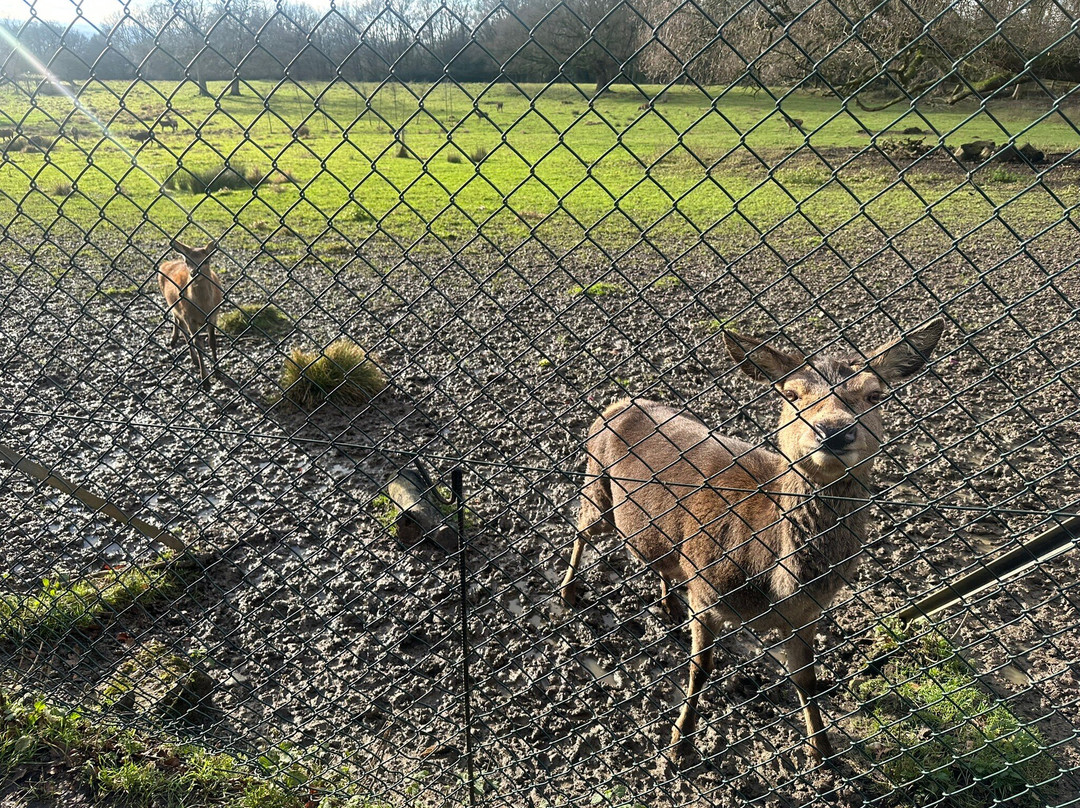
[158,239,224,390]
[786,116,804,131]
[560,319,944,762]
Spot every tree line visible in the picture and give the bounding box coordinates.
[2,0,1077,102]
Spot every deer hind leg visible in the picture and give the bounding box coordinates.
[671,598,720,753]
[169,318,183,348]
[783,624,832,762]
[562,470,612,607]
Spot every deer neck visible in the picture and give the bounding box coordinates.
[774,465,867,589]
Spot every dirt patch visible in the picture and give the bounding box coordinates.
[1,226,1078,805]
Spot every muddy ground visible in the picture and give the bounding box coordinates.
[1,188,1079,807]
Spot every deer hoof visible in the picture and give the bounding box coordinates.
[560,581,578,609]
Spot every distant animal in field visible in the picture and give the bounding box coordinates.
[562,319,945,762]
[0,128,13,140]
[292,125,310,139]
[160,116,179,133]
[66,126,80,143]
[158,239,224,390]
[130,130,156,143]
[495,101,504,112]
[638,102,650,111]
[786,117,804,131]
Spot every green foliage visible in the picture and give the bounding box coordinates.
[568,281,628,298]
[853,621,1055,807]
[469,145,489,164]
[97,284,139,298]
[0,562,174,644]
[446,150,463,164]
[986,168,1020,184]
[650,273,682,291]
[49,180,73,197]
[166,164,267,194]
[280,338,386,408]
[218,303,294,341]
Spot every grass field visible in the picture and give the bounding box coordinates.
[1,79,1079,253]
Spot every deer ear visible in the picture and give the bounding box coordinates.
[724,331,801,384]
[869,318,945,384]
[205,239,218,253]
[170,239,189,255]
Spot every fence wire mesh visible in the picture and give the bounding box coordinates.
[0,0,1079,805]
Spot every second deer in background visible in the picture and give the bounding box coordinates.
[158,239,223,390]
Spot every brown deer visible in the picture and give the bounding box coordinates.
[786,116,804,131]
[160,116,179,133]
[561,319,944,761]
[158,239,223,390]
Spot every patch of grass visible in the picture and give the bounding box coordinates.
[280,338,386,408]
[568,281,628,298]
[0,561,175,644]
[370,489,478,538]
[469,145,489,164]
[0,692,340,807]
[446,150,463,164]
[986,167,1020,183]
[351,205,376,223]
[852,621,1056,807]
[650,273,682,291]
[218,303,294,341]
[165,163,267,194]
[49,180,73,198]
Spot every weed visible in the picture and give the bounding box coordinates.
[218,303,294,340]
[852,621,1056,808]
[165,164,267,194]
[568,281,628,297]
[49,181,73,198]
[280,338,386,408]
[447,150,463,164]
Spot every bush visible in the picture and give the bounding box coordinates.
[218,304,293,341]
[166,164,266,194]
[280,338,385,408]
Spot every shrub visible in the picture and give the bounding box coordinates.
[218,303,294,341]
[166,164,266,194]
[280,338,385,408]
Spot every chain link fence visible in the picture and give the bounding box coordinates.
[1,0,1079,805]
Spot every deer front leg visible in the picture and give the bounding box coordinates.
[783,625,832,762]
[671,603,718,753]
[169,319,183,347]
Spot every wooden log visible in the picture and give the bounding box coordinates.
[385,467,458,551]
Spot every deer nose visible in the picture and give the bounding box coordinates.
[817,423,857,453]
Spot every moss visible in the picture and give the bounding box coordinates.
[280,338,386,409]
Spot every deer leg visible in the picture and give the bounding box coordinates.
[783,625,832,762]
[657,570,686,623]
[671,602,719,752]
[169,320,183,348]
[560,531,586,608]
[208,324,224,381]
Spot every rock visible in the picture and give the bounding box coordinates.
[384,467,458,551]
[102,640,215,722]
[954,140,995,161]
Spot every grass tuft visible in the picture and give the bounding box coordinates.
[852,620,1056,808]
[218,303,294,341]
[568,281,628,298]
[49,181,74,198]
[165,164,267,194]
[986,167,1020,183]
[446,150,463,164]
[469,145,489,164]
[0,560,175,645]
[280,338,386,408]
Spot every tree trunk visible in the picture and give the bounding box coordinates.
[229,76,241,96]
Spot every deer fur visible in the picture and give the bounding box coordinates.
[561,319,944,761]
[158,239,223,390]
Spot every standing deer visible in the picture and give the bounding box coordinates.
[561,319,944,761]
[158,239,223,390]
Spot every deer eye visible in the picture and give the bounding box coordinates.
[781,388,799,402]
[866,391,884,406]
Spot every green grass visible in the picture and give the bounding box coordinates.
[218,303,294,340]
[0,80,1075,250]
[0,561,175,644]
[280,338,386,408]
[852,621,1056,807]
[568,281,628,297]
[0,692,374,807]
[96,284,139,298]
